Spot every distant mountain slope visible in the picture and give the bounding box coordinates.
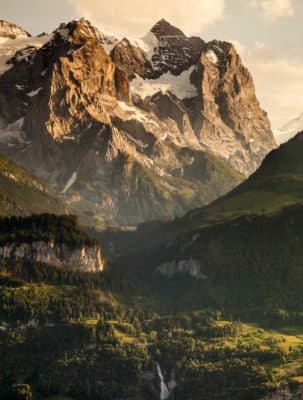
[0,18,274,226]
[136,203,303,312]
[186,130,303,225]
[110,130,303,249]
[0,153,64,216]
[106,130,303,313]
[0,20,30,39]
[274,112,303,144]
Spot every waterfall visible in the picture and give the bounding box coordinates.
[156,363,169,400]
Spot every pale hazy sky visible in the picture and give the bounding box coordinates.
[1,0,302,128]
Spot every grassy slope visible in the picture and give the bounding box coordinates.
[0,154,64,216]
[185,131,303,226]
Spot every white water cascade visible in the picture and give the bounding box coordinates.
[156,363,170,400]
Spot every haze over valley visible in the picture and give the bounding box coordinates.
[0,2,303,399]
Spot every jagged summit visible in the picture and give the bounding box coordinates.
[52,18,118,52]
[0,18,276,225]
[0,20,31,39]
[111,18,205,79]
[151,19,185,38]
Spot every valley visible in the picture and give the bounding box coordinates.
[0,12,302,400]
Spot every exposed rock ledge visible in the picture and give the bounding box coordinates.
[262,385,303,400]
[0,241,104,272]
[156,259,206,279]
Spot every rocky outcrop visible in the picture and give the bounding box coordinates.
[111,19,205,79]
[111,37,152,78]
[189,40,276,175]
[0,18,275,226]
[0,214,105,272]
[148,19,205,78]
[0,20,30,39]
[262,385,303,400]
[0,241,104,272]
[156,259,207,279]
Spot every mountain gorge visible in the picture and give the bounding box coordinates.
[0,18,275,226]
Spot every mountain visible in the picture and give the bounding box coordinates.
[274,112,303,144]
[0,20,30,40]
[186,129,303,224]
[0,18,275,226]
[0,152,64,216]
[106,130,303,314]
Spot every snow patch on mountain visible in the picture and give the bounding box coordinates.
[0,34,52,75]
[129,31,158,61]
[0,20,30,40]
[118,101,159,127]
[62,172,77,193]
[27,87,42,97]
[123,132,149,149]
[131,66,197,100]
[206,49,218,64]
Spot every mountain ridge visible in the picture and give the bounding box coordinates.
[0,20,30,40]
[0,18,275,226]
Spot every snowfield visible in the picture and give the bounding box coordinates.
[131,66,198,100]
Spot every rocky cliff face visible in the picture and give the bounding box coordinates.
[189,40,276,174]
[0,18,275,226]
[156,259,206,279]
[0,241,103,272]
[262,385,303,400]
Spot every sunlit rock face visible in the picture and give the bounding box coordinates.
[0,18,275,225]
[189,40,276,176]
[0,20,30,40]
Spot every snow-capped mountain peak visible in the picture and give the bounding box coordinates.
[0,18,276,225]
[53,19,118,52]
[151,19,186,38]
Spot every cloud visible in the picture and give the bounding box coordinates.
[232,40,303,128]
[250,0,294,21]
[67,0,225,37]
